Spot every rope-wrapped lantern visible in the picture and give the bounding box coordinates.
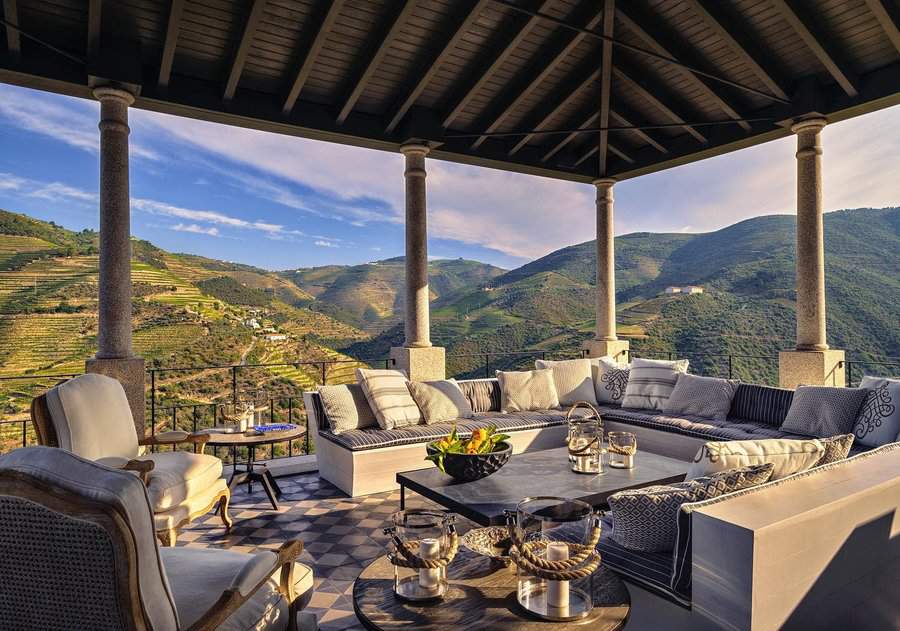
[566,401,604,474]
[384,509,457,601]
[506,497,602,621]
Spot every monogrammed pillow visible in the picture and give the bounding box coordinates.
[590,357,630,405]
[687,438,824,481]
[853,376,900,447]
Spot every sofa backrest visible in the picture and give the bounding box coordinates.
[456,378,502,413]
[727,383,794,427]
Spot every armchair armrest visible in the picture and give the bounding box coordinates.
[139,431,211,454]
[186,539,305,631]
[96,456,155,484]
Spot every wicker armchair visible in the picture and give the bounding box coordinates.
[31,373,231,546]
[0,446,314,631]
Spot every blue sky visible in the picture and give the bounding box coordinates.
[0,82,898,271]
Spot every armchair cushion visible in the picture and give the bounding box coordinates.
[160,547,314,631]
[45,373,139,460]
[138,451,224,511]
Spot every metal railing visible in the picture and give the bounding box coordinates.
[845,359,900,387]
[447,349,589,379]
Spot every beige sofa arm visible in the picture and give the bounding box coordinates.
[185,539,304,631]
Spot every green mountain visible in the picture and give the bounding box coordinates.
[343,207,900,383]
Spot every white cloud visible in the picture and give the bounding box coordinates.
[314,239,339,248]
[170,223,221,237]
[131,198,286,235]
[0,173,26,191]
[27,182,98,203]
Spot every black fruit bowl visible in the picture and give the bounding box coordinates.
[426,442,512,482]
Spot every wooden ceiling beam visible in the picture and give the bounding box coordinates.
[336,0,418,125]
[613,55,708,144]
[87,0,101,63]
[223,0,268,101]
[864,0,900,54]
[682,0,789,102]
[769,0,858,97]
[158,0,185,88]
[574,141,632,167]
[471,6,605,149]
[282,0,345,114]
[2,0,20,62]
[597,0,615,175]
[385,0,490,133]
[610,107,668,154]
[442,0,553,129]
[616,3,751,132]
[542,111,597,162]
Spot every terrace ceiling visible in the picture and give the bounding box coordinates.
[1,0,899,183]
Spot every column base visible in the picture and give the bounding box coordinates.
[390,346,446,381]
[582,339,630,363]
[778,349,845,389]
[86,356,146,437]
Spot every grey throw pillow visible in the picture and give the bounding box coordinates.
[609,463,774,552]
[590,357,630,404]
[316,384,378,434]
[407,379,474,424]
[781,386,869,438]
[662,373,740,422]
[620,357,689,411]
[853,376,900,447]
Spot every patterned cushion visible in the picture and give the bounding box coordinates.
[356,368,423,430]
[609,464,774,552]
[316,384,378,434]
[621,358,689,411]
[534,358,597,405]
[407,380,473,424]
[496,369,560,413]
[816,434,855,466]
[662,374,740,422]
[456,379,501,413]
[728,384,794,427]
[781,385,869,438]
[590,357,630,404]
[687,438,824,480]
[853,376,900,447]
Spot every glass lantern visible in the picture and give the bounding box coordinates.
[607,431,637,469]
[384,509,455,602]
[508,497,601,621]
[567,418,602,474]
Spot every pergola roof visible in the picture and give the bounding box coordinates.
[1,0,899,183]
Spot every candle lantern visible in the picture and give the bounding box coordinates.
[384,509,456,602]
[607,431,637,469]
[566,402,604,474]
[507,497,602,621]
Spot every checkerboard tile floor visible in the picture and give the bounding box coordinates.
[178,473,475,631]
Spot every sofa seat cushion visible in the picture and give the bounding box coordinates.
[319,408,595,452]
[137,452,224,511]
[603,407,806,442]
[596,516,688,605]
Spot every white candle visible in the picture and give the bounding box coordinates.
[546,541,570,615]
[418,538,441,591]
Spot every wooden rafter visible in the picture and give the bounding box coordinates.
[542,112,597,162]
[610,107,668,154]
[616,3,751,132]
[613,56,707,144]
[223,0,268,101]
[864,0,900,53]
[2,0,20,61]
[158,0,185,88]
[769,0,858,97]
[442,0,554,129]
[282,0,345,114]
[574,141,633,167]
[597,0,615,175]
[471,6,604,149]
[682,0,789,102]
[336,0,418,125]
[87,0,101,62]
[385,0,490,133]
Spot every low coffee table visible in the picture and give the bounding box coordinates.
[354,548,630,630]
[397,447,687,525]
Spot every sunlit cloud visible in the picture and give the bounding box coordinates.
[314,239,339,248]
[171,223,220,237]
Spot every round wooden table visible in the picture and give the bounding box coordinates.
[204,424,305,510]
[353,549,630,630]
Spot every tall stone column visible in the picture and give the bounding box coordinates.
[583,178,629,362]
[779,118,844,387]
[390,143,445,380]
[86,86,147,434]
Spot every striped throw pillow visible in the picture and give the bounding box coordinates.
[317,384,378,434]
[621,358,689,411]
[356,368,423,430]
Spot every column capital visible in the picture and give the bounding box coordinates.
[400,142,430,157]
[92,86,136,106]
[790,117,827,135]
[591,176,617,188]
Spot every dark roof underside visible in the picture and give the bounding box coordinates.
[1,0,899,182]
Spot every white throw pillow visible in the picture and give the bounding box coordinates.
[687,438,825,481]
[621,357,689,411]
[853,376,900,447]
[590,357,631,404]
[534,358,596,406]
[497,369,560,413]
[356,368,423,430]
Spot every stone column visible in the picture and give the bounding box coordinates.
[390,143,445,380]
[779,118,844,387]
[583,178,629,362]
[86,86,147,434]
